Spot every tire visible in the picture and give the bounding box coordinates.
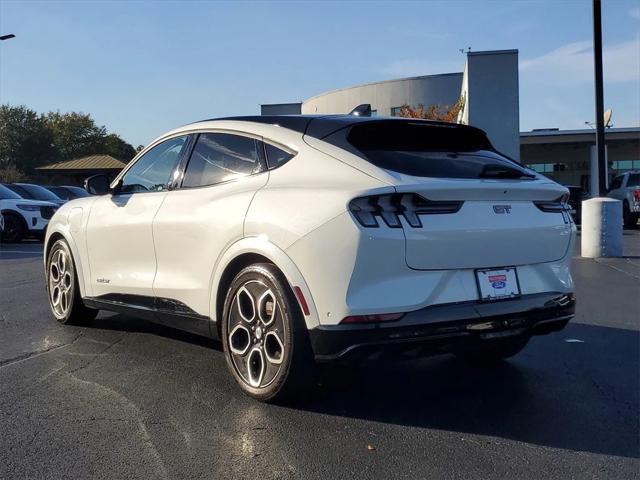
[623,201,639,228]
[46,239,99,324]
[455,335,530,366]
[221,263,315,403]
[1,212,26,243]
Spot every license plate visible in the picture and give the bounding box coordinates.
[475,267,520,301]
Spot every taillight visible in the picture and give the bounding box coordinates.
[349,193,463,228]
[633,189,640,202]
[341,313,404,324]
[534,194,570,213]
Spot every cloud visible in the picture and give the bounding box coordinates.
[520,38,640,85]
[381,58,463,78]
[630,7,640,20]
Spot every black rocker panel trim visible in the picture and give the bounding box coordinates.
[83,294,216,339]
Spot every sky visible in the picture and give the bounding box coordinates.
[0,0,638,147]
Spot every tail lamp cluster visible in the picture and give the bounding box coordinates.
[349,193,463,228]
[633,189,640,202]
[534,193,571,213]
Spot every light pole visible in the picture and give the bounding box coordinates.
[592,0,607,196]
[581,0,623,258]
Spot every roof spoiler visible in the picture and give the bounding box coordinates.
[348,104,372,117]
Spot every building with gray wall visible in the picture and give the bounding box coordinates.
[261,49,521,159]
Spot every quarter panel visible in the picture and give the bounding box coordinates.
[209,236,321,330]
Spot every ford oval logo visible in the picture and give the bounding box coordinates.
[491,281,506,289]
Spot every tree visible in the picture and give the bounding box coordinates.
[397,96,465,123]
[0,105,56,175]
[0,163,27,183]
[102,133,136,162]
[1,104,138,178]
[44,111,107,161]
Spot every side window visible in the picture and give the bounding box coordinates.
[120,136,188,194]
[264,143,295,169]
[182,133,262,188]
[610,176,623,190]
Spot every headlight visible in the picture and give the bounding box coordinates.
[16,204,41,212]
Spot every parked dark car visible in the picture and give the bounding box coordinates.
[565,185,591,225]
[43,185,90,200]
[2,183,66,206]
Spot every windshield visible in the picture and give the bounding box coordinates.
[343,121,532,179]
[0,184,22,200]
[17,184,63,201]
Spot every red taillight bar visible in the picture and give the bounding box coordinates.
[633,189,640,202]
[341,313,404,324]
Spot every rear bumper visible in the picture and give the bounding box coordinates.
[309,292,574,361]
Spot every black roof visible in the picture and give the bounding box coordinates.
[202,114,480,141]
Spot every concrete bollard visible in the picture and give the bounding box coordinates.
[581,198,623,258]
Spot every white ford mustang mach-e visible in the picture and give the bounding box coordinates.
[44,110,576,402]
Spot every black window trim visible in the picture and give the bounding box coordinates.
[262,138,298,170]
[176,129,269,190]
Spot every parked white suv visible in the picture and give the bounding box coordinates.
[44,113,576,402]
[607,171,640,228]
[0,184,59,243]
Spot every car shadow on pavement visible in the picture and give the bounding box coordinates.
[88,312,222,351]
[82,314,638,460]
[303,322,639,460]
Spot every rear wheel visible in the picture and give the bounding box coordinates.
[46,239,99,324]
[455,335,530,365]
[1,213,26,243]
[623,201,639,228]
[221,263,315,403]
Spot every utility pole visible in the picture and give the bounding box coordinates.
[592,0,607,196]
[582,0,623,259]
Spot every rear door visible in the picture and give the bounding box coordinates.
[152,131,269,317]
[86,135,188,298]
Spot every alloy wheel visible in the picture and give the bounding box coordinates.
[49,248,73,318]
[227,280,286,388]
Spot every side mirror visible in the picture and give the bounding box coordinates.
[84,174,111,195]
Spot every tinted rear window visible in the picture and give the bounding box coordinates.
[341,121,531,179]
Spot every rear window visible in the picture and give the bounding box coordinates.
[627,173,640,187]
[340,121,532,179]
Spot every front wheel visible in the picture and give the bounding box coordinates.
[46,239,99,324]
[221,263,314,403]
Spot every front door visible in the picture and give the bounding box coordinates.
[86,135,189,298]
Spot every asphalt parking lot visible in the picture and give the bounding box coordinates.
[1,234,639,479]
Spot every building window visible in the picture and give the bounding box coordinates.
[390,106,403,117]
[611,160,640,171]
[526,163,567,173]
